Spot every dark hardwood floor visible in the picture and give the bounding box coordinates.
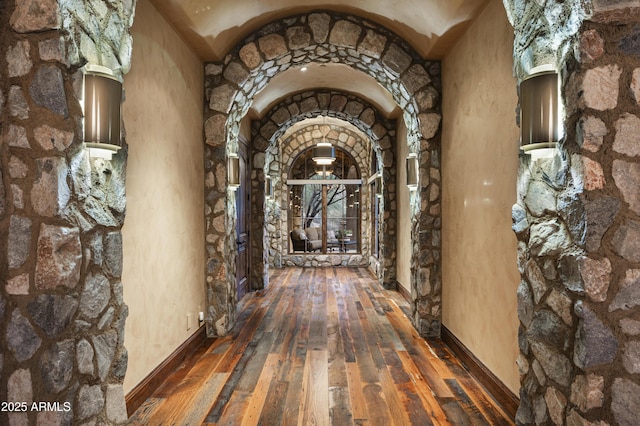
[128,267,515,425]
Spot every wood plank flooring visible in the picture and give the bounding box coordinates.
[128,267,515,425]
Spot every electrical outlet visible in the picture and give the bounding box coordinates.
[186,313,192,331]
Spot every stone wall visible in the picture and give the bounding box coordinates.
[203,11,442,338]
[1,0,134,423]
[505,0,640,424]
[251,89,397,287]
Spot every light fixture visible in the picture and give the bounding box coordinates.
[82,65,123,160]
[228,153,240,190]
[375,174,383,198]
[520,65,560,157]
[312,116,336,165]
[407,153,419,190]
[265,176,273,199]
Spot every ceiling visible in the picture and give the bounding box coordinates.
[149,0,490,120]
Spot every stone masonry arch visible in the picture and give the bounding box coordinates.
[249,90,397,292]
[203,11,443,338]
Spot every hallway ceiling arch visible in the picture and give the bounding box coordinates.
[150,0,490,61]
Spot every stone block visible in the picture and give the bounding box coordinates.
[7,40,32,77]
[610,269,640,312]
[80,272,111,319]
[582,65,620,111]
[614,113,640,156]
[258,34,287,60]
[579,256,611,302]
[77,339,95,376]
[106,384,128,424]
[577,305,618,368]
[8,85,29,119]
[35,224,81,290]
[329,20,361,49]
[578,115,607,152]
[545,387,567,426]
[612,378,640,426]
[39,340,74,393]
[612,219,640,262]
[30,65,68,116]
[584,196,620,252]
[8,369,32,404]
[358,30,386,58]
[7,308,41,363]
[209,84,235,113]
[27,294,77,338]
[8,215,32,270]
[580,29,605,62]
[613,159,640,215]
[10,0,59,33]
[34,124,74,151]
[92,331,117,381]
[530,341,572,387]
[32,157,71,217]
[77,385,104,420]
[239,42,262,69]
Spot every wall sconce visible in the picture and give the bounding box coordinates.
[83,64,123,160]
[265,176,273,199]
[312,142,336,165]
[375,174,383,198]
[228,153,240,190]
[520,65,560,157]
[406,153,419,190]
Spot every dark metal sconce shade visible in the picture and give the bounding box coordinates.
[228,154,240,189]
[312,142,336,165]
[265,176,273,198]
[84,66,123,159]
[406,154,419,190]
[520,71,559,152]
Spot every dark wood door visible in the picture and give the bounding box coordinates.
[236,139,250,301]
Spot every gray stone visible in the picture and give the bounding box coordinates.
[77,385,104,420]
[8,215,32,269]
[7,308,42,362]
[614,113,640,157]
[223,61,249,85]
[286,26,311,50]
[6,124,31,149]
[27,294,78,338]
[620,318,640,335]
[32,156,71,217]
[546,289,573,325]
[401,64,430,94]
[525,260,547,304]
[258,34,287,60]
[106,384,127,424]
[358,30,386,58]
[525,180,557,217]
[30,65,69,116]
[35,224,82,290]
[584,196,620,252]
[612,378,640,426]
[577,304,617,368]
[98,307,115,330]
[329,20,361,49]
[309,13,330,43]
[9,85,29,119]
[530,341,572,387]
[9,155,28,178]
[80,272,111,319]
[104,232,123,277]
[512,203,529,234]
[622,341,640,374]
[558,190,585,245]
[577,115,607,152]
[7,40,32,77]
[516,391,534,426]
[527,309,567,348]
[612,219,640,263]
[418,113,441,140]
[39,37,66,63]
[610,269,640,312]
[613,159,640,215]
[112,348,128,380]
[70,150,92,200]
[8,368,32,405]
[92,331,117,381]
[10,0,59,32]
[39,340,74,393]
[533,395,547,425]
[77,339,95,376]
[529,220,571,257]
[209,84,235,113]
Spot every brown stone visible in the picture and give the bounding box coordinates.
[612,219,640,263]
[545,387,567,426]
[578,115,607,153]
[579,256,611,302]
[10,0,60,33]
[309,13,330,43]
[581,155,606,190]
[35,224,82,290]
[623,341,640,374]
[7,40,32,78]
[258,34,287,60]
[402,64,430,94]
[209,84,235,113]
[329,20,361,49]
[223,61,249,85]
[7,124,30,148]
[358,30,387,58]
[580,29,605,62]
[34,125,74,151]
[205,114,227,147]
[286,26,311,50]
[382,43,412,74]
[7,274,29,295]
[418,113,441,139]
[239,42,262,69]
[582,65,621,111]
[632,68,640,105]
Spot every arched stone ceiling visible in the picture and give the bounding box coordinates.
[149,0,490,61]
[248,63,400,119]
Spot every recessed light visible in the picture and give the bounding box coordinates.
[300,66,307,72]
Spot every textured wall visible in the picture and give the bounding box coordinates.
[121,0,205,394]
[442,0,521,394]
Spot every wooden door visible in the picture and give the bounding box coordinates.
[236,139,250,301]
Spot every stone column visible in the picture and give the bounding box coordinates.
[1,0,135,423]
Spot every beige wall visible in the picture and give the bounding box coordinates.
[441,0,521,394]
[396,119,411,292]
[122,0,205,393]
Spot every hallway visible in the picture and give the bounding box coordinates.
[128,267,513,425]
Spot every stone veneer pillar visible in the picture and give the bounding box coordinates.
[1,0,135,423]
[505,0,640,424]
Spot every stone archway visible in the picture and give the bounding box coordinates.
[251,90,397,290]
[203,11,443,338]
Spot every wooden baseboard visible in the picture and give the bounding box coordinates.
[396,282,411,302]
[125,326,208,416]
[441,326,519,419]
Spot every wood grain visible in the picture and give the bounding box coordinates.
[128,267,515,425]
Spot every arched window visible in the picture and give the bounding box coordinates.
[288,146,361,254]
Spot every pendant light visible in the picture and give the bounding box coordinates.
[312,116,335,165]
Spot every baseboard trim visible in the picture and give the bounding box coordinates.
[125,326,208,416]
[441,326,519,419]
[396,282,411,302]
